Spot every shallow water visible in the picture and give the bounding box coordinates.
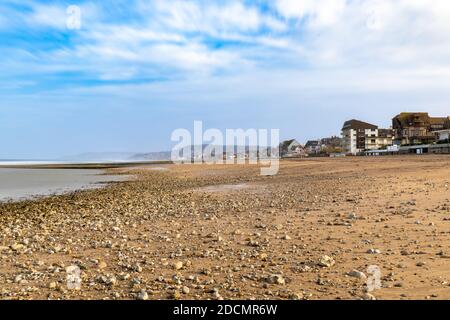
[0,168,126,202]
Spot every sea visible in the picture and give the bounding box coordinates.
[0,160,127,202]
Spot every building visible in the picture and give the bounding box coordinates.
[341,119,378,155]
[279,139,305,157]
[376,129,394,149]
[435,129,450,143]
[341,119,394,155]
[321,136,343,148]
[305,140,321,154]
[320,136,344,154]
[392,112,450,145]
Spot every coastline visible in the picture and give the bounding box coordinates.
[0,161,172,203]
[0,160,172,170]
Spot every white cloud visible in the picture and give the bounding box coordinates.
[275,0,346,27]
[145,0,286,33]
[4,0,450,93]
[27,4,67,29]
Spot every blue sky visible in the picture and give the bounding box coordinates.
[1,0,450,158]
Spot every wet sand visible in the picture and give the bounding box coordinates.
[0,168,128,202]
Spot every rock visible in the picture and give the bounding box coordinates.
[10,243,24,251]
[211,288,222,299]
[289,292,304,300]
[367,249,381,254]
[283,235,291,240]
[49,282,57,289]
[134,264,143,273]
[182,286,190,294]
[348,213,358,219]
[363,293,376,300]
[118,272,130,280]
[318,255,335,268]
[174,261,183,270]
[267,274,285,285]
[97,261,107,269]
[106,276,117,286]
[347,270,366,279]
[137,290,149,300]
[172,291,181,300]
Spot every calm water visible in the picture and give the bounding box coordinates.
[0,168,126,202]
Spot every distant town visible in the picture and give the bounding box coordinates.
[280,112,450,158]
[112,112,450,162]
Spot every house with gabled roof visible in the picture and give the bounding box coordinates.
[279,139,305,157]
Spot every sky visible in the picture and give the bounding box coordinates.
[1,0,450,159]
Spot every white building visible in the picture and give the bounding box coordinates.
[342,119,378,155]
[342,119,394,155]
[279,139,305,157]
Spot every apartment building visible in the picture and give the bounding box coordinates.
[342,119,378,154]
[342,119,393,155]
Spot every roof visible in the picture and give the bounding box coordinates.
[342,119,378,131]
[429,117,448,124]
[279,139,300,150]
[394,112,429,119]
[393,112,450,128]
[305,140,320,147]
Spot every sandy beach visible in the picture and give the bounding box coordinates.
[0,155,449,300]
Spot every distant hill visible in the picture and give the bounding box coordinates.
[59,152,139,162]
[60,145,274,163]
[128,151,172,161]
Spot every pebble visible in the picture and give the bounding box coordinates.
[318,255,335,267]
[347,270,366,279]
[174,261,184,270]
[363,293,376,300]
[137,290,149,300]
[267,274,286,285]
[182,286,190,294]
[10,243,24,251]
